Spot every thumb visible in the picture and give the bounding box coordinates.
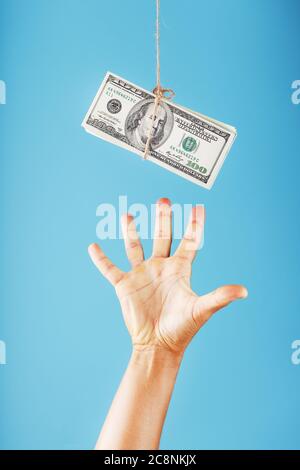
[194,284,248,327]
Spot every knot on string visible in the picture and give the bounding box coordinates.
[152,85,175,101]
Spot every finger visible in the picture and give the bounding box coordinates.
[121,214,144,268]
[174,205,205,262]
[194,285,248,326]
[88,243,124,286]
[152,197,172,258]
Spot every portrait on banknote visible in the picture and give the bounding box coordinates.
[125,98,174,151]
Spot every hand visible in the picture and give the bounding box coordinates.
[88,198,247,356]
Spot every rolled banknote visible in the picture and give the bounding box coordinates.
[82,72,237,189]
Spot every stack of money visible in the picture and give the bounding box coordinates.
[82,72,237,189]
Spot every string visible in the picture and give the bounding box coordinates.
[143,0,175,160]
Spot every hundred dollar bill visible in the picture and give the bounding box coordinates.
[82,72,237,189]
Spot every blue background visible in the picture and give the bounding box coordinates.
[0,0,300,450]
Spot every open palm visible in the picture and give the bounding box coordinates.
[89,198,247,355]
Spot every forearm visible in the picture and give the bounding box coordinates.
[95,347,183,450]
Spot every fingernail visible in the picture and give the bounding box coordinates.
[240,287,248,299]
[158,197,171,206]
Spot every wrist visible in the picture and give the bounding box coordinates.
[131,345,184,372]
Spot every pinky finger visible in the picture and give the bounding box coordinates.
[88,243,124,286]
